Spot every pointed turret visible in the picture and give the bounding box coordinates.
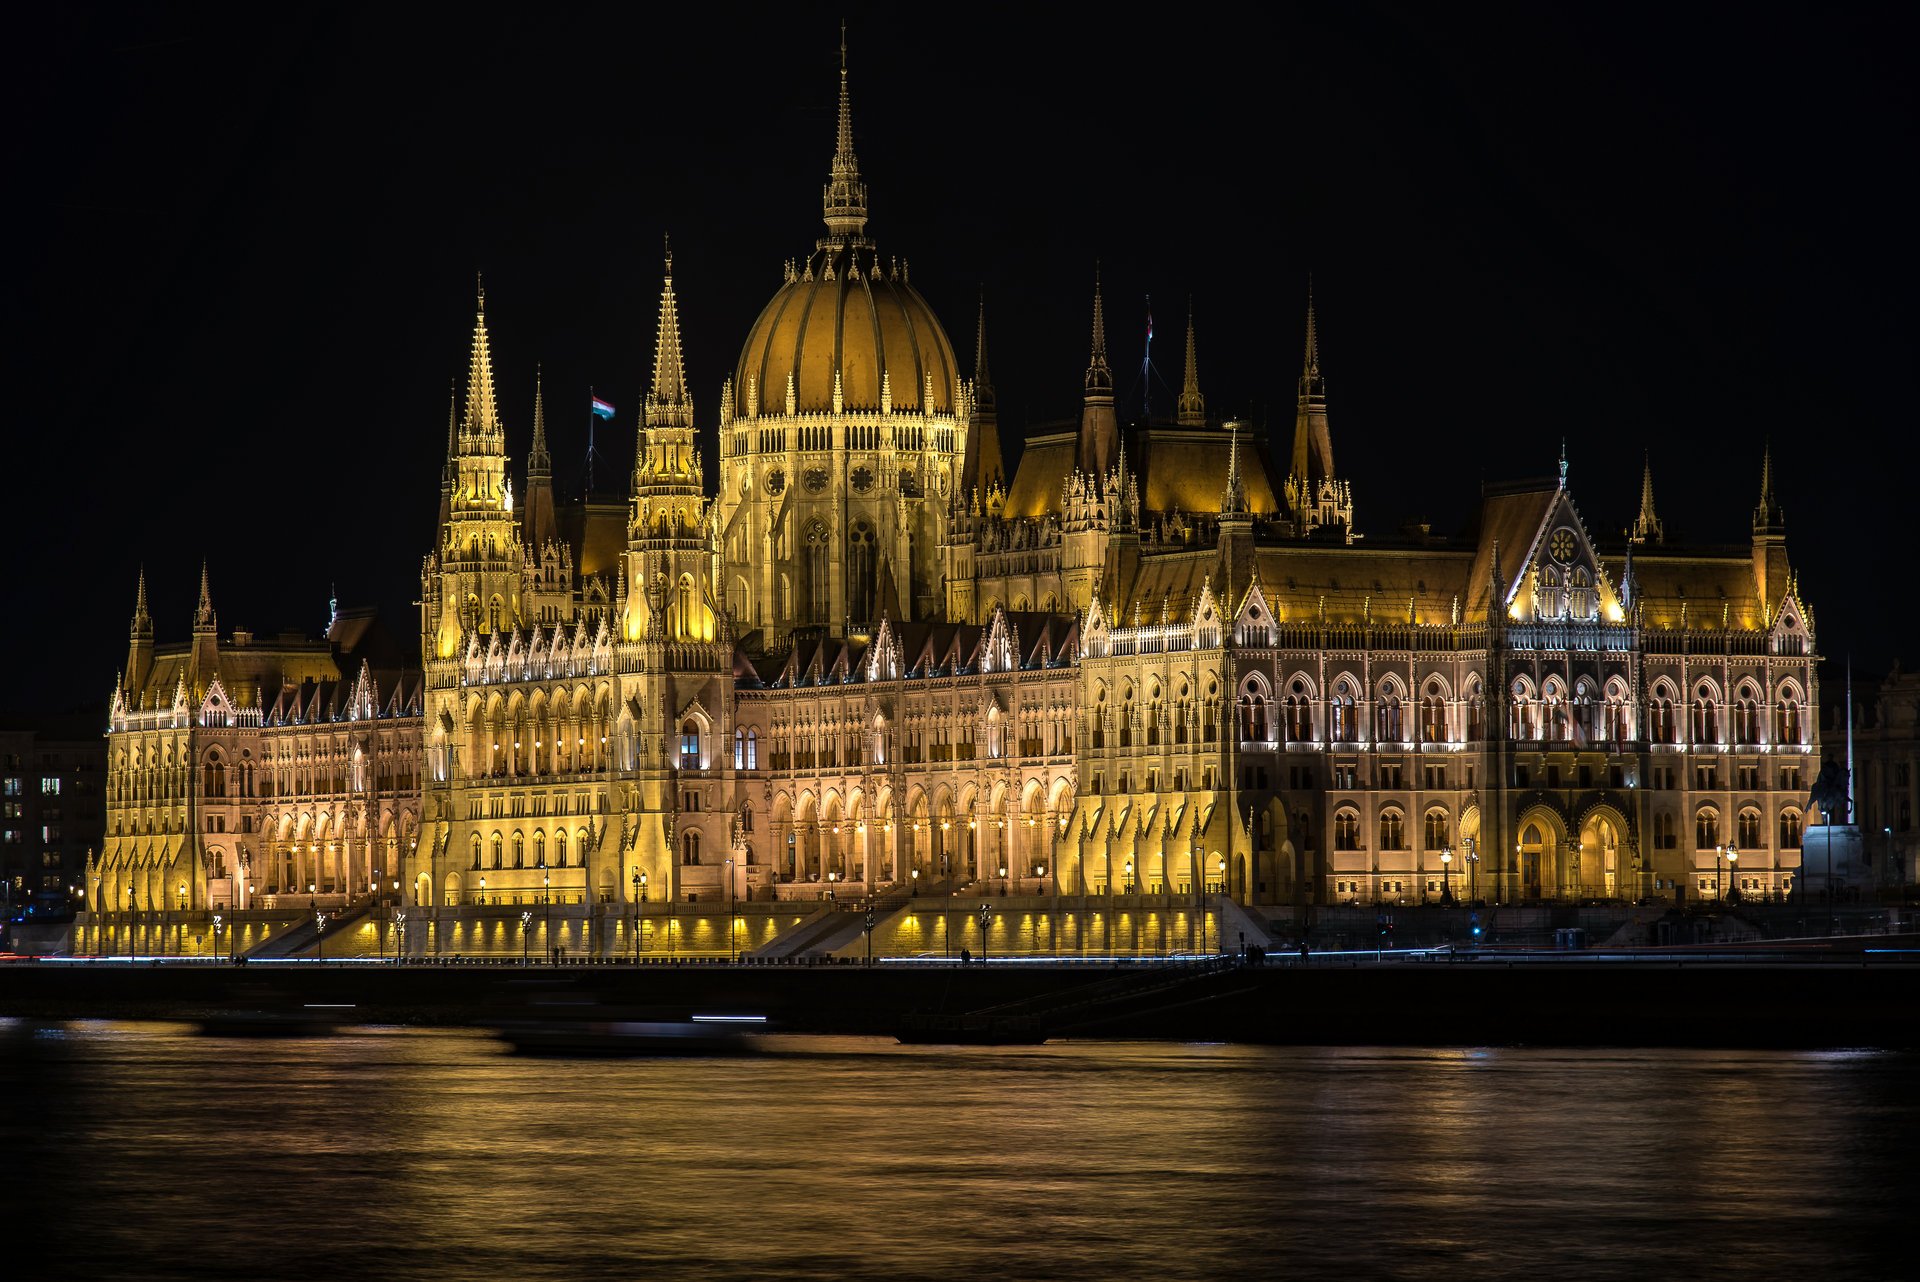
[1752,438,1789,611]
[1289,283,1334,490]
[963,290,1005,493]
[126,567,154,695]
[1176,299,1206,427]
[194,561,216,634]
[1222,424,1247,516]
[1753,438,1785,533]
[646,245,693,430]
[189,562,219,699]
[820,23,870,246]
[1631,451,1663,544]
[463,279,503,448]
[1079,266,1119,477]
[523,365,558,551]
[626,252,714,645]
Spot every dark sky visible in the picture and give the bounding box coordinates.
[8,3,1915,717]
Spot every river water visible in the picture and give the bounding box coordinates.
[2,1022,1911,1280]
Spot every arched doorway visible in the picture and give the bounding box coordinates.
[1517,821,1554,901]
[1577,809,1627,899]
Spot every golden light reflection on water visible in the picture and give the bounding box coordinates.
[2,1026,1912,1280]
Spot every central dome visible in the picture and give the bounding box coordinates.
[731,245,958,418]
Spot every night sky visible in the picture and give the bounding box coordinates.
[9,4,1915,717]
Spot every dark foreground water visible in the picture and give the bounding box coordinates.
[2,1022,1913,1281]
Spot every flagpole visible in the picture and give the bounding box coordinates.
[585,385,599,500]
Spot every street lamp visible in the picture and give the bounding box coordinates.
[1463,839,1479,904]
[395,910,406,962]
[520,909,532,963]
[727,857,737,961]
[999,863,1008,897]
[478,875,486,907]
[1124,859,1134,895]
[314,909,328,962]
[1726,843,1739,901]
[1440,847,1454,905]
[543,872,551,963]
[212,913,225,964]
[979,902,992,963]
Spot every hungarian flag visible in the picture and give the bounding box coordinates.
[590,396,616,420]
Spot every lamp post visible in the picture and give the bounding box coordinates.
[520,910,532,963]
[314,909,328,962]
[543,872,551,963]
[979,902,992,963]
[1726,843,1739,902]
[395,910,406,962]
[213,913,225,964]
[1463,839,1479,905]
[999,863,1008,898]
[633,870,644,961]
[1440,847,1454,905]
[1035,863,1050,955]
[727,857,737,961]
[478,875,486,907]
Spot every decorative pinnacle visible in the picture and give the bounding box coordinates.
[1177,297,1205,427]
[1754,437,1784,529]
[194,561,215,631]
[821,22,869,242]
[463,284,501,439]
[131,565,151,635]
[1086,265,1112,394]
[647,249,691,421]
[528,363,550,474]
[1632,450,1663,544]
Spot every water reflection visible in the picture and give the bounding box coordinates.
[3,1025,1912,1280]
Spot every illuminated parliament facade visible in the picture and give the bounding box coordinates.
[90,49,1824,941]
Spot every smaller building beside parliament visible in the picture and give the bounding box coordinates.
[85,42,1839,955]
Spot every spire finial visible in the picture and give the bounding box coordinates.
[664,232,672,277]
[463,285,501,440]
[1633,450,1663,544]
[1754,437,1784,531]
[1085,264,1112,394]
[131,565,151,637]
[1177,296,1205,427]
[194,561,215,632]
[1558,438,1568,488]
[528,363,550,474]
[476,271,485,313]
[821,21,869,242]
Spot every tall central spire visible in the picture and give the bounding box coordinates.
[1085,265,1112,395]
[821,23,870,245]
[648,243,691,421]
[1632,451,1663,544]
[1177,299,1205,427]
[463,278,502,446]
[528,365,550,476]
[1289,282,1333,487]
[1079,266,1119,476]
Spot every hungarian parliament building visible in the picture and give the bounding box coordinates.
[90,49,1824,933]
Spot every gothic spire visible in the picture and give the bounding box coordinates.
[194,561,215,633]
[1176,297,1205,427]
[131,566,151,638]
[528,364,550,476]
[964,289,1004,494]
[463,277,502,444]
[820,22,870,244]
[1079,265,1119,476]
[1289,281,1334,489]
[1632,451,1663,544]
[1085,265,1112,395]
[1222,423,1247,515]
[646,244,693,431]
[1753,438,1785,532]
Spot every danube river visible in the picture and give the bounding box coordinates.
[3,1022,1911,1280]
